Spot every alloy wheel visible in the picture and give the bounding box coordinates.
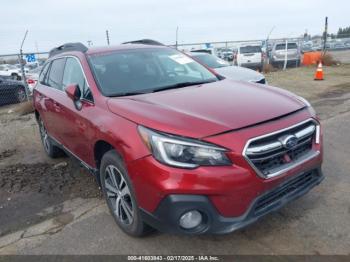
[39,120,50,153]
[17,88,27,102]
[104,165,134,225]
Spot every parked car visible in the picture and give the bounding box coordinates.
[34,42,323,236]
[0,76,27,106]
[270,42,301,67]
[235,44,263,70]
[189,52,266,84]
[190,47,219,57]
[219,48,234,61]
[0,64,23,80]
[26,66,42,93]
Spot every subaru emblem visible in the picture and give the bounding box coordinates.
[280,135,298,149]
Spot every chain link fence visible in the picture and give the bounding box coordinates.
[1,36,350,108]
[0,52,48,107]
[174,36,350,69]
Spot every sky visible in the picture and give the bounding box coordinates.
[0,0,348,54]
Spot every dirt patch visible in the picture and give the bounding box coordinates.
[0,162,101,198]
[0,160,102,236]
[0,149,17,161]
[15,100,34,116]
[317,83,350,99]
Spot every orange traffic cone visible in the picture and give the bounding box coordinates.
[314,62,324,80]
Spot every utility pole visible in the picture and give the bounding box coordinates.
[175,26,179,49]
[106,30,110,45]
[323,17,328,53]
[265,26,275,65]
[283,39,288,70]
[19,30,30,100]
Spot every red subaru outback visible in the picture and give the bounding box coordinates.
[33,42,323,236]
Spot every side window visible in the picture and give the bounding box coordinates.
[39,62,50,85]
[62,58,93,101]
[47,58,66,90]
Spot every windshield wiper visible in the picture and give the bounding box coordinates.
[109,91,150,97]
[152,80,216,93]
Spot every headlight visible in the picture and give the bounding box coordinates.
[138,126,232,168]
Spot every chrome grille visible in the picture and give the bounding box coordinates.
[244,119,320,179]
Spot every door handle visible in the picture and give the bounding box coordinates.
[53,101,62,112]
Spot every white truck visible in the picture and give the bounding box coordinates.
[235,43,263,70]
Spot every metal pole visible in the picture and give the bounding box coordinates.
[323,17,328,55]
[106,30,110,45]
[265,26,275,66]
[19,30,30,100]
[175,26,179,50]
[283,39,288,70]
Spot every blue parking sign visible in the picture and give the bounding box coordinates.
[25,54,36,63]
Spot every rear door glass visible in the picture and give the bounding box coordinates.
[287,43,298,49]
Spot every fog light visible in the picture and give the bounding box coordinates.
[179,210,202,229]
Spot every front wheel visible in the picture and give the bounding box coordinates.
[100,150,152,237]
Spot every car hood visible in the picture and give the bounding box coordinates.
[215,66,265,82]
[107,79,305,138]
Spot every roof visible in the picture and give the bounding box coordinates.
[86,44,167,55]
[48,42,168,58]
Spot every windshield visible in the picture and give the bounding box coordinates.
[240,46,261,54]
[89,48,218,96]
[191,53,229,68]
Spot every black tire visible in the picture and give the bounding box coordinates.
[38,117,64,158]
[11,73,17,80]
[100,149,152,237]
[11,73,21,81]
[16,87,27,103]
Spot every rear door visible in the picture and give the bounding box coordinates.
[34,58,66,141]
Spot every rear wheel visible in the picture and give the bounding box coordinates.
[100,150,152,237]
[16,87,27,102]
[38,117,64,158]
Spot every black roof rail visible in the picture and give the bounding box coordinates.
[49,42,88,58]
[122,39,164,46]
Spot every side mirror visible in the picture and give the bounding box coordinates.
[65,84,81,101]
[65,84,82,110]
